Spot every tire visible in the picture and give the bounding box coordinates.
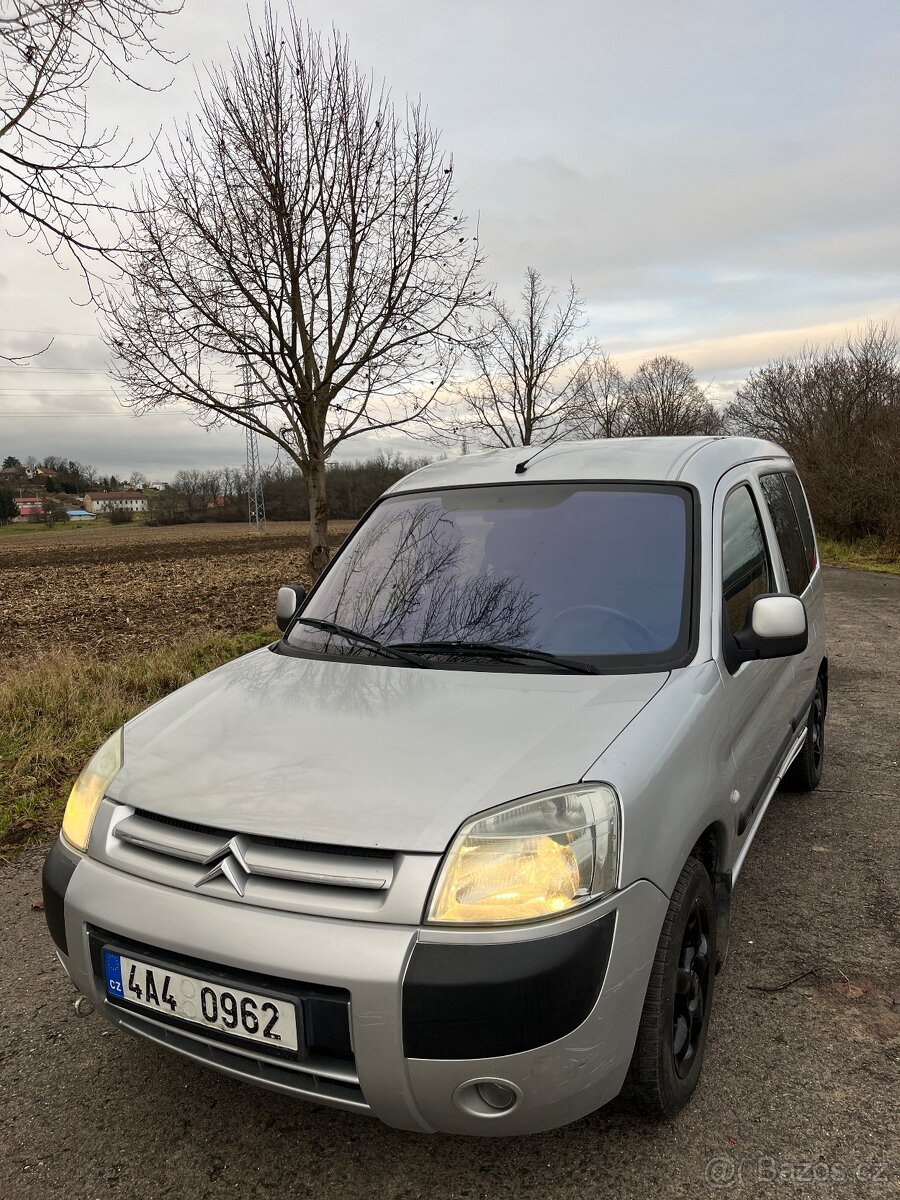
[783,676,826,793]
[627,856,716,1119]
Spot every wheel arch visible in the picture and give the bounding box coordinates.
[689,823,725,878]
[689,822,731,973]
[818,656,828,714]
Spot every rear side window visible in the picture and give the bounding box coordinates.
[722,485,772,635]
[782,472,818,575]
[759,473,810,595]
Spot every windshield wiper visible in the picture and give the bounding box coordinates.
[387,640,600,675]
[291,618,430,667]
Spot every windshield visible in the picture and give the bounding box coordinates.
[286,483,694,669]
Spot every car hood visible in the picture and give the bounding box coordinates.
[110,647,667,853]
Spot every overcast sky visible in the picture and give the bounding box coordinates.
[2,0,898,479]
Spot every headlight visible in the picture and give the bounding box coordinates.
[427,784,620,925]
[61,728,123,852]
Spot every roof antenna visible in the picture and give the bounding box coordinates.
[514,444,552,474]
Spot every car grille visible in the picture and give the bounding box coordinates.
[92,801,438,924]
[114,808,395,889]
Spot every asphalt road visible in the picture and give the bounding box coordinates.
[1,566,898,1199]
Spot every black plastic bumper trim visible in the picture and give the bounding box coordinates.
[42,838,79,956]
[402,910,616,1060]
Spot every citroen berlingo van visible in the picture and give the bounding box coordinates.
[43,436,827,1134]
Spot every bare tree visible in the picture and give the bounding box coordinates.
[171,467,220,513]
[450,267,595,448]
[102,7,486,574]
[725,323,900,543]
[624,354,722,436]
[1,0,182,282]
[564,350,630,439]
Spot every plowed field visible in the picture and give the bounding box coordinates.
[0,521,355,673]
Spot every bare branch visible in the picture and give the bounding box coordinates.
[0,0,183,290]
[564,350,631,439]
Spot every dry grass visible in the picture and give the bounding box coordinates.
[819,536,900,576]
[1,522,357,854]
[0,521,100,539]
[0,630,275,854]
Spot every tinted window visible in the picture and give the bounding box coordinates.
[782,472,818,575]
[722,485,771,636]
[759,473,810,595]
[289,484,694,667]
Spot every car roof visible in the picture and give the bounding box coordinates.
[386,436,791,495]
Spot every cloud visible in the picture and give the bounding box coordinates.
[611,309,900,379]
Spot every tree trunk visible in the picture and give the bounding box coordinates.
[306,459,330,579]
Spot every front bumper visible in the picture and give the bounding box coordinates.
[44,839,667,1135]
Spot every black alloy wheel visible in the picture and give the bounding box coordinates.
[784,675,826,792]
[627,856,717,1118]
[811,686,825,774]
[672,900,712,1080]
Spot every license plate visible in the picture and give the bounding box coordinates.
[103,949,299,1052]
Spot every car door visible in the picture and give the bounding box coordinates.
[756,468,823,719]
[714,470,796,840]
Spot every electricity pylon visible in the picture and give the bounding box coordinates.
[242,364,266,532]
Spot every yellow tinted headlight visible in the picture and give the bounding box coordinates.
[428,784,619,925]
[61,729,123,852]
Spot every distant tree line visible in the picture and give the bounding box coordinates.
[724,324,899,546]
[147,453,432,526]
[1,455,147,494]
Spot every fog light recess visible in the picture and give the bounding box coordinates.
[452,1078,522,1118]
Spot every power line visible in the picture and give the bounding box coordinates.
[0,365,237,374]
[0,390,118,395]
[0,366,112,373]
[0,326,103,337]
[2,409,199,417]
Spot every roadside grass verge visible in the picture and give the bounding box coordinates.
[0,516,138,538]
[819,537,900,576]
[0,522,96,539]
[0,629,276,856]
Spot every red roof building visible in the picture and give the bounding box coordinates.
[13,496,45,519]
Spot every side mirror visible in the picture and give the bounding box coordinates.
[734,594,808,661]
[276,584,307,632]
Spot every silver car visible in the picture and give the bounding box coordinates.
[43,436,827,1135]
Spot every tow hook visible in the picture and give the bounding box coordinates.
[74,995,95,1018]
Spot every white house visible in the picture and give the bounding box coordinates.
[83,490,148,514]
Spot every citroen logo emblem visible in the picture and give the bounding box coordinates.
[195,835,250,896]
